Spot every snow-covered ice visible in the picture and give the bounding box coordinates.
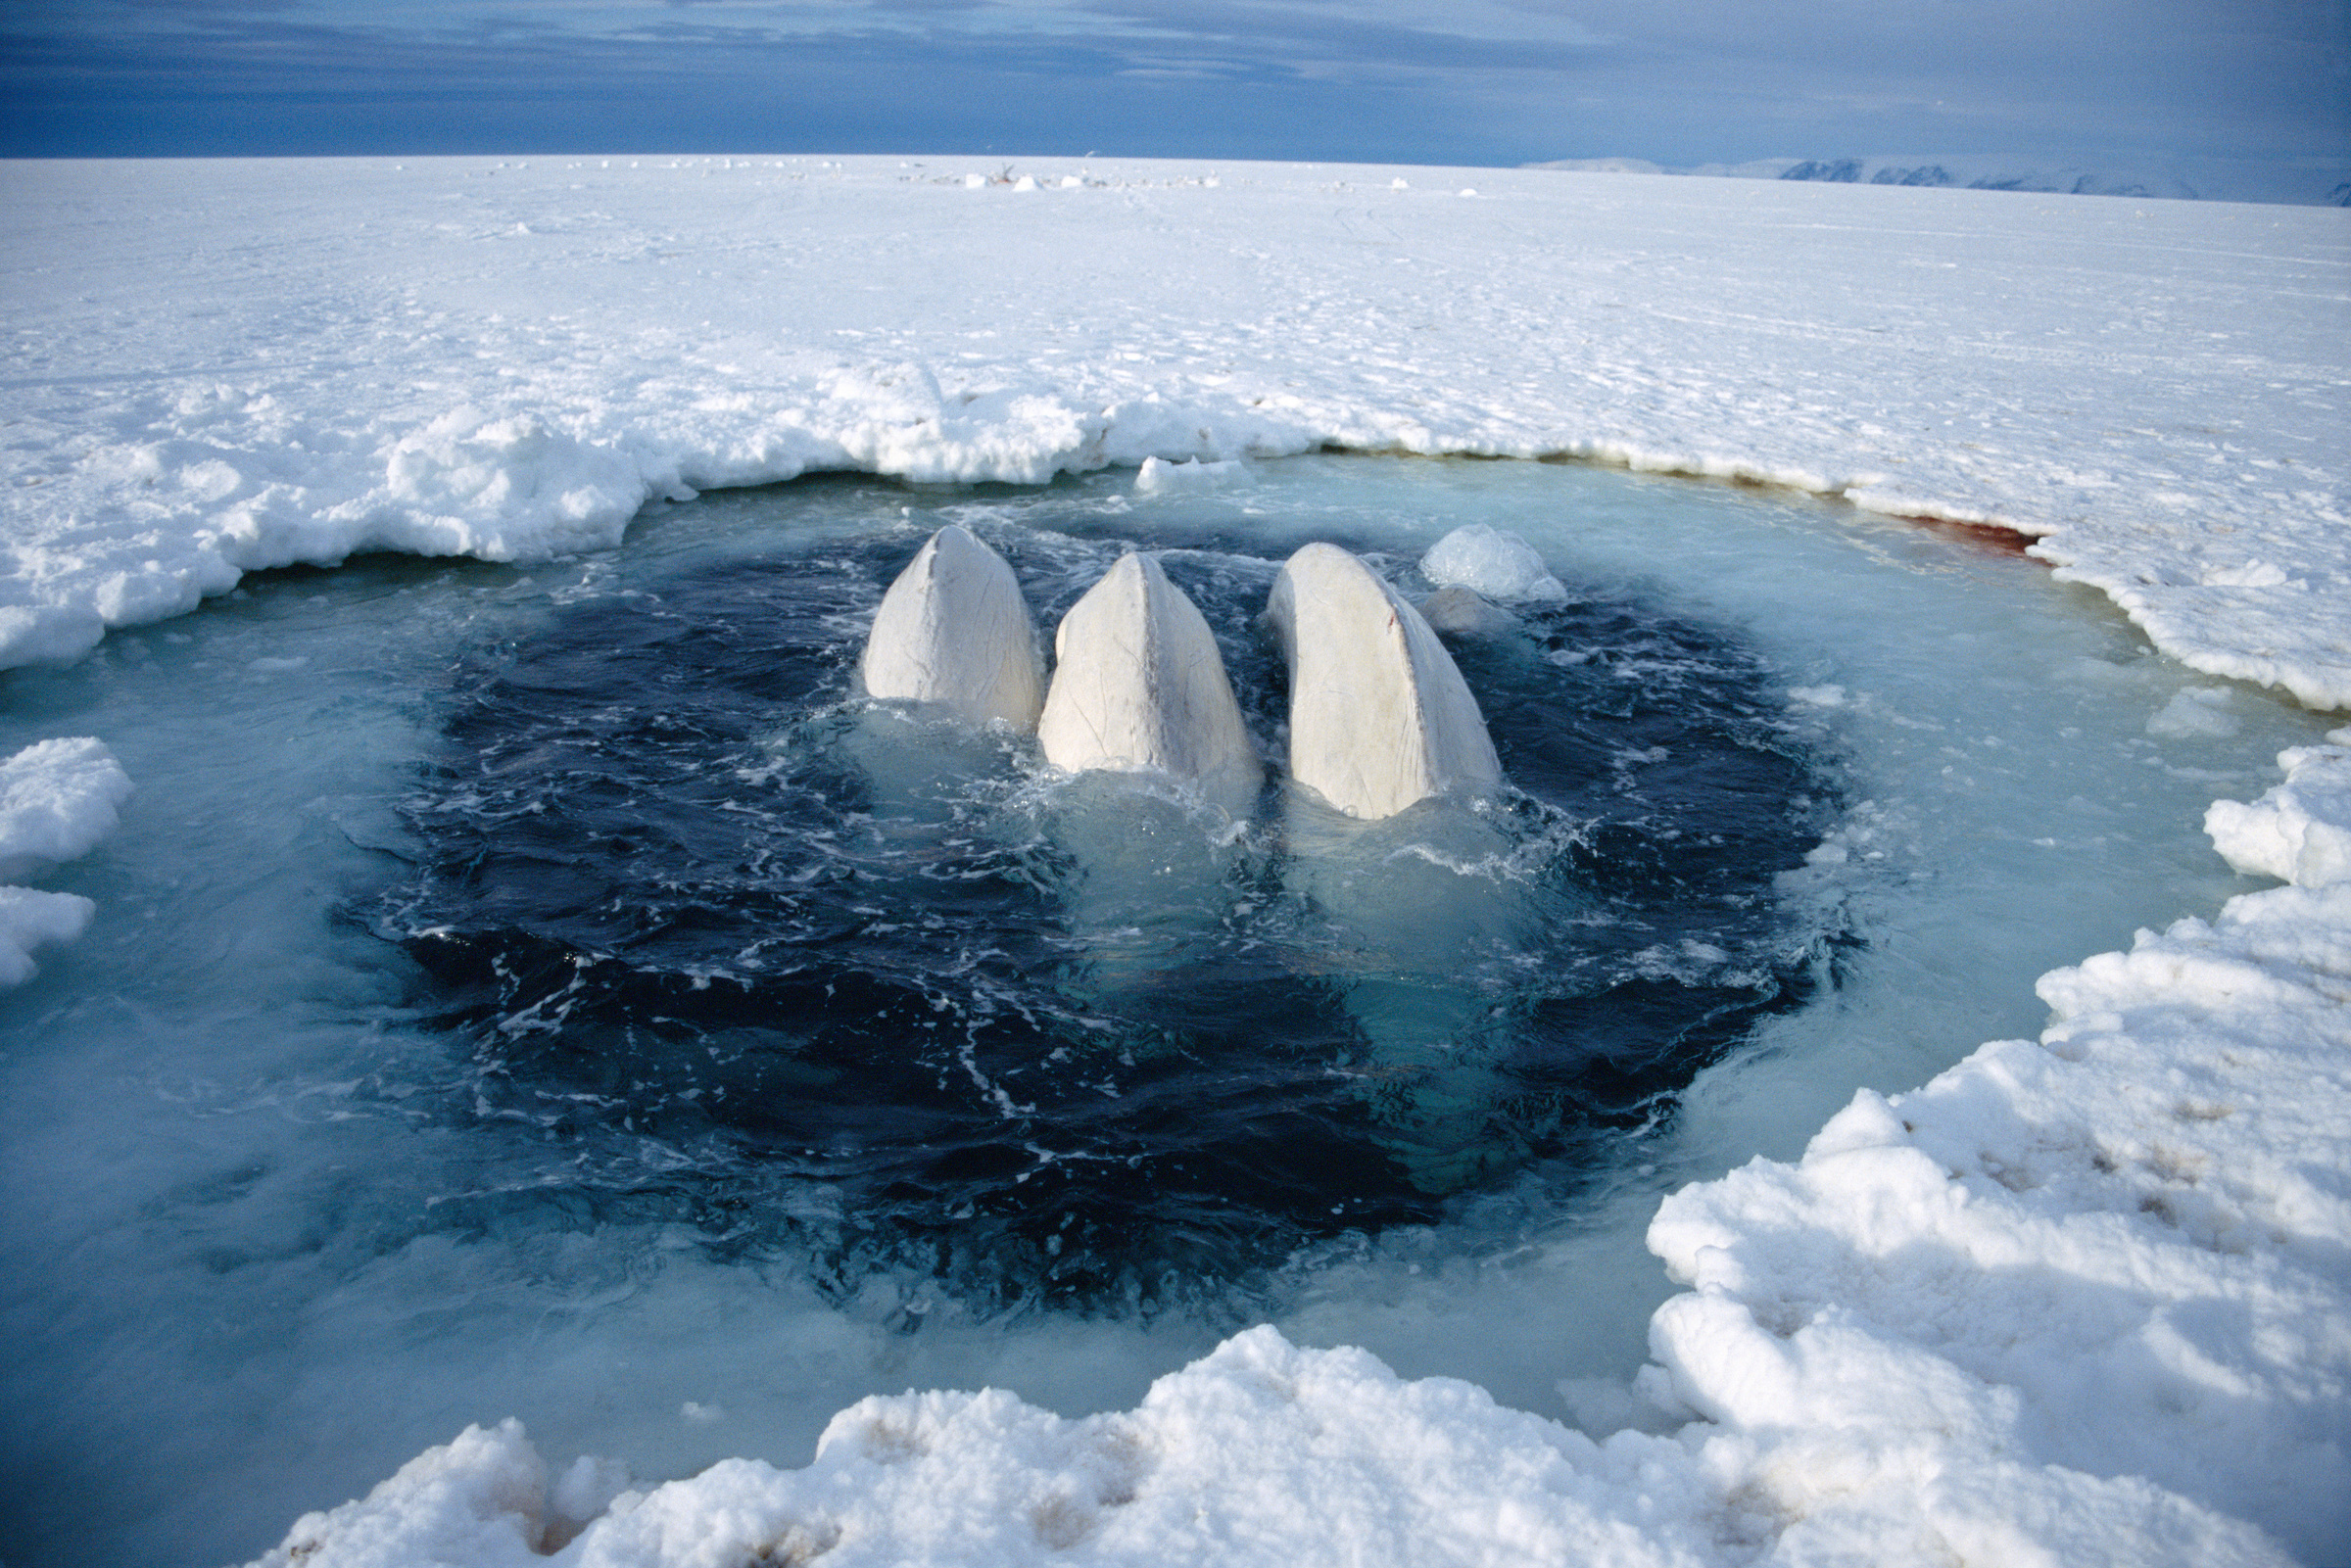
[1131,455,1248,493]
[0,736,130,878]
[4,157,2344,707]
[1523,151,2351,209]
[1,154,2347,1567]
[0,736,130,982]
[2206,729,2351,888]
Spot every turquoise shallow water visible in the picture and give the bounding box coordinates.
[0,455,2327,1568]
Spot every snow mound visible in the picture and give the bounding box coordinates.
[1419,524,1568,603]
[1647,740,2351,1565]
[0,736,132,984]
[247,1316,2292,1568]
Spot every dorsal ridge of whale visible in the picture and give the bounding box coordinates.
[1266,542,1503,820]
[859,524,1045,731]
[1038,551,1259,800]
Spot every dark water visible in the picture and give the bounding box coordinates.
[376,515,1844,1314]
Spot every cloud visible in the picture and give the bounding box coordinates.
[2,0,2342,175]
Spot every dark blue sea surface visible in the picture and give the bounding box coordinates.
[381,498,1843,1312]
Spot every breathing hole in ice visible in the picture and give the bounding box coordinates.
[6,454,2332,1568]
[377,501,1843,1313]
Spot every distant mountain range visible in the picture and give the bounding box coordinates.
[1523,154,2351,208]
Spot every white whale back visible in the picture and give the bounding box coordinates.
[1038,552,1259,806]
[859,524,1045,730]
[1266,542,1502,819]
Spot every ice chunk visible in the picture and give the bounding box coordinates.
[1133,455,1248,494]
[0,736,133,880]
[2204,731,2351,887]
[1419,524,1568,603]
[2147,686,2240,739]
[1266,543,1502,819]
[0,736,131,985]
[858,525,1045,732]
[245,1417,558,1567]
[0,886,94,987]
[1037,552,1259,807]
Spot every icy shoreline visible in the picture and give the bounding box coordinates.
[3,158,2347,1564]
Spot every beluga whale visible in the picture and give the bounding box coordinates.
[1265,542,1503,820]
[859,524,1045,731]
[1263,542,1524,1193]
[1038,551,1261,812]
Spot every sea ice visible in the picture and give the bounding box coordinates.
[4,159,2345,707]
[2204,727,2351,888]
[1419,524,1568,603]
[247,1316,2292,1568]
[0,884,94,987]
[1415,585,1519,639]
[1133,456,1248,494]
[859,525,1046,731]
[0,736,131,879]
[1265,544,1502,820]
[0,736,131,984]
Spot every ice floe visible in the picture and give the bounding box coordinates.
[1132,456,1249,494]
[2205,727,2351,888]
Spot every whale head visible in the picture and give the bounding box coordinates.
[859,523,1045,731]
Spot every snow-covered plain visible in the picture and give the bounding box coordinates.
[1523,153,2351,209]
[2,157,2347,1566]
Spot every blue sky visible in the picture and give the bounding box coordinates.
[4,0,2345,186]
